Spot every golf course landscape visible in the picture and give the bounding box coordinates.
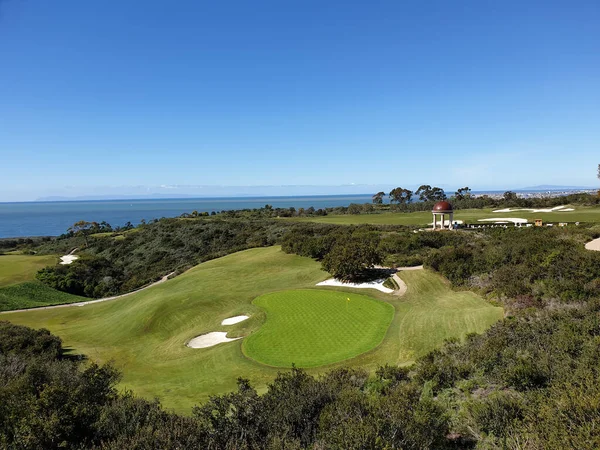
[292,205,600,226]
[1,246,503,414]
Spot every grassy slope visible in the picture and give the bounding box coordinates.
[0,254,88,311]
[243,290,394,367]
[3,247,502,414]
[0,283,88,311]
[0,254,58,287]
[291,206,600,226]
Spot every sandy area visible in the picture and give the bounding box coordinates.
[317,278,393,293]
[221,315,249,325]
[585,238,600,252]
[493,206,571,213]
[187,332,242,348]
[60,255,79,265]
[478,218,528,224]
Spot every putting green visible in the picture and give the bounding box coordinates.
[243,290,394,367]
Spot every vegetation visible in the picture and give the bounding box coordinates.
[0,282,86,311]
[34,218,293,298]
[0,254,58,287]
[296,205,600,226]
[243,289,394,367]
[6,295,599,448]
[3,247,501,413]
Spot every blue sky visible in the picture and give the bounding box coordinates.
[0,0,599,201]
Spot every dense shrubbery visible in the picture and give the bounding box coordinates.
[425,227,600,308]
[35,219,294,298]
[4,297,600,448]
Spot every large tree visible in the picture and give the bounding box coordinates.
[372,191,385,204]
[389,187,413,204]
[454,186,472,200]
[321,236,382,281]
[415,185,432,201]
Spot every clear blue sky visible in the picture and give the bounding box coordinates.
[1,0,599,201]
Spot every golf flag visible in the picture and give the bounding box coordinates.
[346,297,350,311]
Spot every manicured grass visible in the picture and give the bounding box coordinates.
[0,254,58,287]
[2,246,503,414]
[0,282,87,311]
[244,290,393,367]
[291,206,600,226]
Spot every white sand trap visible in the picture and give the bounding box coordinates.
[428,219,463,226]
[492,206,570,213]
[187,332,242,348]
[60,255,79,265]
[585,238,600,252]
[221,315,249,325]
[478,218,528,224]
[317,278,393,293]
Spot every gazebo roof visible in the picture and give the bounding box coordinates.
[432,201,453,213]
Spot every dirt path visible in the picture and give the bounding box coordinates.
[1,272,176,314]
[585,238,600,252]
[392,265,423,296]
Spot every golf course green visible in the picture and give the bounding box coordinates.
[2,246,503,414]
[244,290,394,367]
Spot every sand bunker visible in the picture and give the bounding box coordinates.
[493,206,572,213]
[478,218,528,224]
[187,332,242,348]
[317,278,393,293]
[221,315,249,325]
[585,238,600,252]
[60,255,79,265]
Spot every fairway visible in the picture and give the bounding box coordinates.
[291,206,600,226]
[2,246,503,414]
[244,290,393,367]
[0,254,58,287]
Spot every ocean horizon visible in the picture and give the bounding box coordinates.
[0,194,377,238]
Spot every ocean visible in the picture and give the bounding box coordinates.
[0,195,375,238]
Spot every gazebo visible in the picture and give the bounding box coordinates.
[432,201,454,230]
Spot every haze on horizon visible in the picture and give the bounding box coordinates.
[1,0,599,202]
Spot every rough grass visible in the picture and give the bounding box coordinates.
[2,246,503,414]
[0,254,58,287]
[243,290,393,367]
[290,206,600,226]
[0,282,87,311]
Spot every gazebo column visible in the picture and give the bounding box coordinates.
[441,213,444,229]
[432,214,437,230]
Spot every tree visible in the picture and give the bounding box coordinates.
[68,220,98,247]
[430,187,447,201]
[416,185,433,201]
[321,236,382,281]
[389,187,413,204]
[503,191,518,202]
[454,186,472,200]
[372,192,385,204]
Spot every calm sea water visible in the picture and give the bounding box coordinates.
[0,195,374,238]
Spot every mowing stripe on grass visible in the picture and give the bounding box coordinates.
[243,289,394,368]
